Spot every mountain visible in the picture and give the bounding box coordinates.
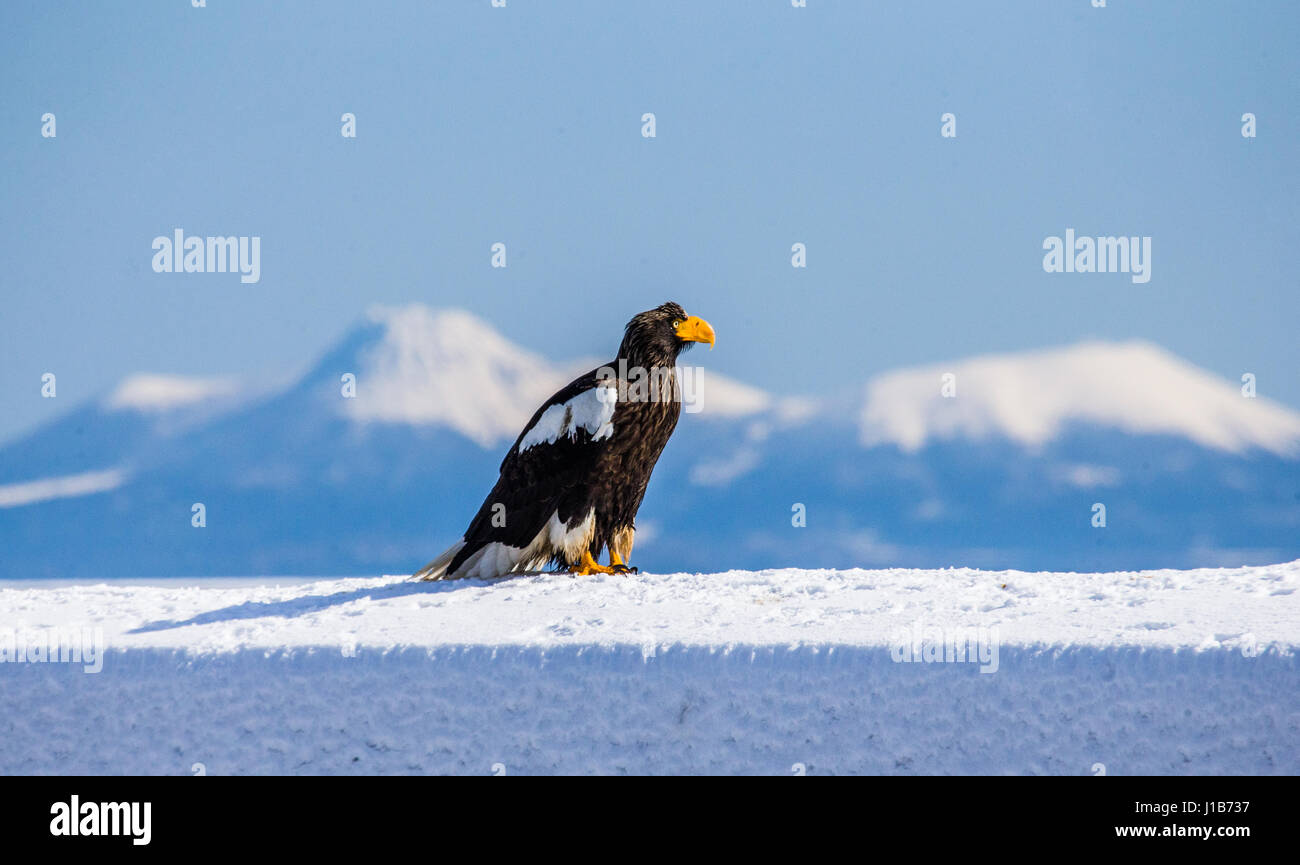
[1,306,1298,578]
[859,340,1300,456]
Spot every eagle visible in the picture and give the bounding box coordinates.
[412,302,715,580]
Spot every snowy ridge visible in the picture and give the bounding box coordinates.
[0,468,128,509]
[8,561,1296,652]
[2,563,1296,774]
[105,374,241,413]
[860,340,1300,455]
[5,309,1300,577]
[340,306,570,447]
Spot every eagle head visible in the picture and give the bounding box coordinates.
[619,302,715,366]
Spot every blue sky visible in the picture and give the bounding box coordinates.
[2,0,1297,444]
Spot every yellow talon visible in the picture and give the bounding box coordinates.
[572,549,616,576]
[571,549,638,576]
[608,551,638,574]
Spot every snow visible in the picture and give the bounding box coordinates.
[0,468,128,509]
[106,374,240,412]
[343,306,570,446]
[1,561,1296,774]
[860,340,1300,455]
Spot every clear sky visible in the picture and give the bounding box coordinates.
[2,0,1297,444]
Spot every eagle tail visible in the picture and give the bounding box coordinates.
[411,539,466,581]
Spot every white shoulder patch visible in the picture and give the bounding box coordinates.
[518,383,617,452]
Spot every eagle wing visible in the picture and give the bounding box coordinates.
[429,366,620,578]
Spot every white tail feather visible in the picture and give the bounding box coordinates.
[411,540,466,581]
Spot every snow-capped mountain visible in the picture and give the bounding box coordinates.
[337,305,781,440]
[859,340,1300,456]
[1,306,1297,578]
[340,306,571,446]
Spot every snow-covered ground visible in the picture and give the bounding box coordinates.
[2,562,1297,775]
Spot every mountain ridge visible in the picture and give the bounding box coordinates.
[2,305,1297,577]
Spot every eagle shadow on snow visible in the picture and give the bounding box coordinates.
[127,573,540,634]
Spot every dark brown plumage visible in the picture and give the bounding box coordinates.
[413,302,715,580]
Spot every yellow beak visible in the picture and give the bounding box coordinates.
[675,315,715,349]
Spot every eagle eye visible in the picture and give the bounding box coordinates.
[672,319,681,329]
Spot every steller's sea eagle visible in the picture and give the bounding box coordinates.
[413,302,715,580]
